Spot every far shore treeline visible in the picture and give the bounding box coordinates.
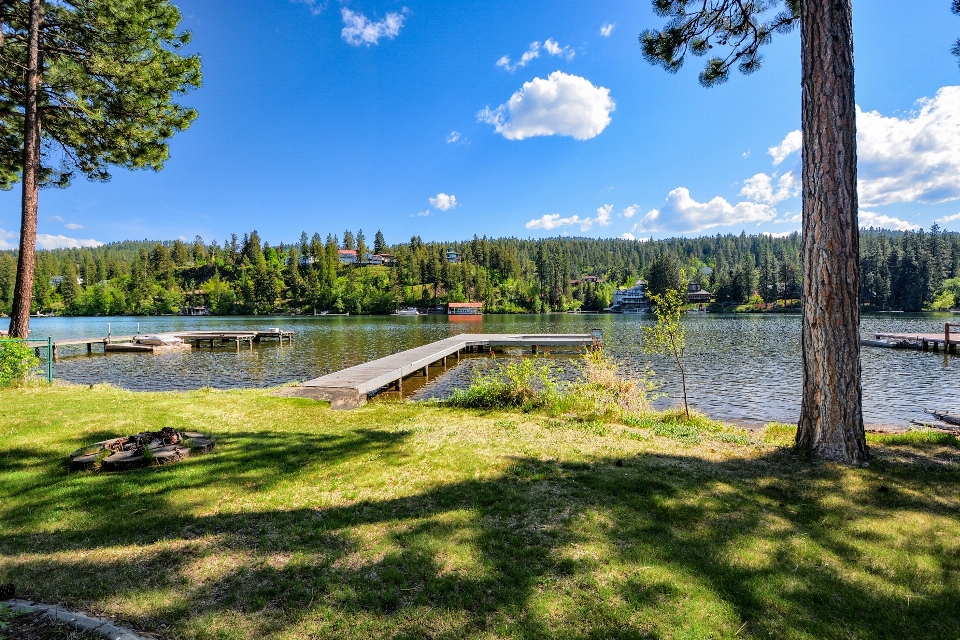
[2,226,960,317]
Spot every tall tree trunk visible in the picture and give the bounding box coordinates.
[796,0,869,463]
[8,0,42,339]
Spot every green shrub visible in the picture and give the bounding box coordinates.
[444,357,561,410]
[0,340,39,387]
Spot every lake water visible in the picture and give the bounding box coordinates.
[20,313,960,427]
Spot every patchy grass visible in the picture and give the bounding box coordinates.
[1,384,959,639]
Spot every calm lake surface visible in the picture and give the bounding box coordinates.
[23,313,960,427]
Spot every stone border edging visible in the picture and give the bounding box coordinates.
[3,599,152,640]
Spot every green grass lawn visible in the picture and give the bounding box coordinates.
[2,384,959,639]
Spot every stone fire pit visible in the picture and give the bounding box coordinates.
[69,427,215,471]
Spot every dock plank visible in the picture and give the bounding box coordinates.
[290,333,597,409]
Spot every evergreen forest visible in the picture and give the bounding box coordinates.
[2,226,960,317]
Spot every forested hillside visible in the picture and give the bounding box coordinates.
[2,226,959,316]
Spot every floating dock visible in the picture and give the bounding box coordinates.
[281,332,601,409]
[39,329,293,360]
[872,323,960,352]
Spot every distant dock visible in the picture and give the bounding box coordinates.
[281,332,601,409]
[870,323,960,352]
[37,329,293,359]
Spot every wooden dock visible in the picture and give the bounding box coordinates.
[874,323,960,352]
[34,329,294,360]
[282,332,601,409]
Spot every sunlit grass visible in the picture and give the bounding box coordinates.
[1,384,959,639]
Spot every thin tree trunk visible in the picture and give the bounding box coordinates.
[8,0,42,339]
[796,0,869,463]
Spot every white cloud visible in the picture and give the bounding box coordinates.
[858,86,960,206]
[0,228,15,250]
[858,211,920,231]
[64,222,84,230]
[620,232,635,240]
[293,0,325,16]
[36,234,103,249]
[543,38,574,60]
[446,131,466,144]
[934,212,960,225]
[497,42,540,73]
[600,22,615,36]
[633,187,776,234]
[525,213,592,232]
[740,171,798,205]
[768,130,802,166]
[411,210,430,218]
[497,38,574,73]
[774,212,802,224]
[622,204,640,219]
[478,71,615,141]
[49,215,64,222]
[595,204,613,226]
[761,231,796,238]
[340,7,406,46]
[742,150,751,159]
[429,193,457,211]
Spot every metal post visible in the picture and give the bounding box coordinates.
[46,337,52,383]
[107,322,111,345]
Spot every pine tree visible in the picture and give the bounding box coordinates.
[3,0,201,338]
[374,230,386,255]
[641,0,869,463]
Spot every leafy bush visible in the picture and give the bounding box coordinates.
[444,357,561,410]
[0,340,39,387]
[445,349,657,419]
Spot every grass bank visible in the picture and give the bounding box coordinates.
[1,385,959,639]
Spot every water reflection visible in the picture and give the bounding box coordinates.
[25,312,960,426]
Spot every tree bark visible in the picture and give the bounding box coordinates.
[8,0,42,339]
[796,0,869,463]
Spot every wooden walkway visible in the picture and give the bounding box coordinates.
[283,332,600,409]
[874,323,960,352]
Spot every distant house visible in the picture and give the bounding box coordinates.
[374,253,395,265]
[338,249,357,264]
[572,275,603,286]
[447,302,483,315]
[607,280,650,313]
[445,248,462,264]
[49,275,65,287]
[687,283,713,303]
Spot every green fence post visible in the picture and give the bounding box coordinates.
[47,337,53,383]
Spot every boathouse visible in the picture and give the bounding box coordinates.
[447,302,483,315]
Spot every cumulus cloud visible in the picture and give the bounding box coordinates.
[595,204,613,226]
[740,171,798,205]
[64,222,84,230]
[774,212,802,224]
[478,71,615,141]
[0,228,15,250]
[934,212,960,225]
[768,130,802,166]
[542,38,574,60]
[341,7,406,46]
[600,22,615,36]
[411,210,430,218]
[858,211,920,231]
[761,231,796,238]
[622,204,640,219]
[293,0,325,16]
[525,213,593,232]
[858,86,960,206]
[632,187,776,234]
[446,131,466,144]
[429,193,457,211]
[36,234,103,250]
[620,232,635,240]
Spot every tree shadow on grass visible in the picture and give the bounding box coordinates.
[2,444,960,638]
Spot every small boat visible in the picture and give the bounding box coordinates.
[393,307,420,316]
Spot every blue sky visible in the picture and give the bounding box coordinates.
[1,0,959,250]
